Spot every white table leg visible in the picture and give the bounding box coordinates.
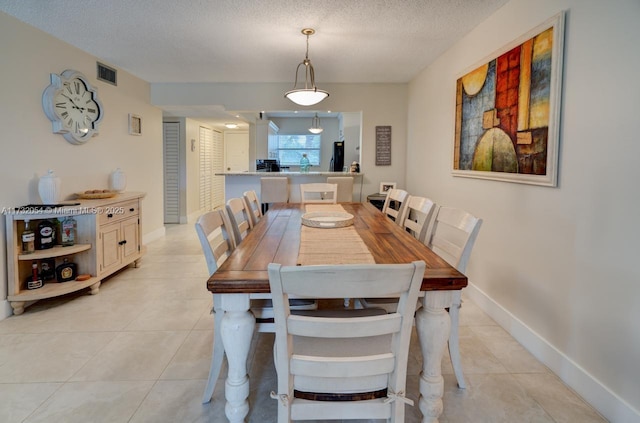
[415,290,452,423]
[220,294,255,423]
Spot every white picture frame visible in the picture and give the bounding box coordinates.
[452,11,565,187]
[129,113,142,136]
[379,182,396,195]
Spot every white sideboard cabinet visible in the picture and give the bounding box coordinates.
[4,192,146,315]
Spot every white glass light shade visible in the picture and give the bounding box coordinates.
[285,89,329,107]
[308,113,324,134]
[284,29,329,106]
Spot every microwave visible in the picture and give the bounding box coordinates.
[256,159,280,172]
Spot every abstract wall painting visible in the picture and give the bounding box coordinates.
[453,11,565,186]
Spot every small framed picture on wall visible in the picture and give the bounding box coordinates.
[129,114,142,136]
[379,182,396,195]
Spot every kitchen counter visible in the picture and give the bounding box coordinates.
[217,172,364,203]
[216,171,362,176]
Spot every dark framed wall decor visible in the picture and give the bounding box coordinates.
[375,125,392,166]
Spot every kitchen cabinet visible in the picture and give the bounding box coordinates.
[96,198,142,276]
[255,120,279,160]
[5,192,145,315]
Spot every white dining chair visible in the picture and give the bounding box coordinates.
[225,197,254,245]
[260,177,289,213]
[357,196,436,310]
[243,190,263,227]
[326,176,354,202]
[399,195,437,243]
[427,206,482,388]
[268,260,425,422]
[195,209,237,404]
[300,183,338,204]
[196,209,317,404]
[359,205,482,389]
[381,188,409,224]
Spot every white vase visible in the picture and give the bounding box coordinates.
[109,168,127,192]
[38,170,61,204]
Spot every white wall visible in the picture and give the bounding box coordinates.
[0,12,166,318]
[406,0,640,420]
[342,112,363,166]
[151,83,408,196]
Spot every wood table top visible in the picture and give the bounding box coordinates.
[207,202,468,294]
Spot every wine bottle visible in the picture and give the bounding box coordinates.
[61,216,77,246]
[36,219,55,250]
[21,220,35,254]
[26,261,43,290]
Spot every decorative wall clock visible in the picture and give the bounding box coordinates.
[42,69,104,145]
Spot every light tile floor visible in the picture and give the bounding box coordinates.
[0,223,607,423]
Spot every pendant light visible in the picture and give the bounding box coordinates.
[284,28,329,106]
[308,113,323,134]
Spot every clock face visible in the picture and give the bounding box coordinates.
[42,70,104,145]
[53,78,101,139]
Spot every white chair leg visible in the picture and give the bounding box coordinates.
[202,296,226,403]
[448,292,466,389]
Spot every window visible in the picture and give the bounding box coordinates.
[276,134,321,166]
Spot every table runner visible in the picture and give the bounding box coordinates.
[297,204,376,265]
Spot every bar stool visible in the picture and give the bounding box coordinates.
[260,177,289,213]
[326,176,354,202]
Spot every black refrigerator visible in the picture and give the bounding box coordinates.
[331,141,345,171]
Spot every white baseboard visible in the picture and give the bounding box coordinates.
[0,299,12,321]
[186,210,203,224]
[466,283,639,423]
[142,226,166,245]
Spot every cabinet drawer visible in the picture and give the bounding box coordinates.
[98,200,139,225]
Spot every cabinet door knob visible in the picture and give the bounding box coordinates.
[107,213,113,218]
[119,240,127,245]
[129,208,135,212]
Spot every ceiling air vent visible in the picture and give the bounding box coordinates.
[97,62,117,86]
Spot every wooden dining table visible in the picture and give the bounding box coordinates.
[207,202,467,423]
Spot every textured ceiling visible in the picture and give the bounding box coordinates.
[0,0,508,84]
[1,0,509,127]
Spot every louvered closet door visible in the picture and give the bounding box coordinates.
[199,126,213,211]
[163,122,180,223]
[211,129,224,209]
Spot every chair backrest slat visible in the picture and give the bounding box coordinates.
[243,190,263,226]
[287,313,402,338]
[280,265,416,299]
[291,353,396,379]
[300,183,338,204]
[226,197,253,245]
